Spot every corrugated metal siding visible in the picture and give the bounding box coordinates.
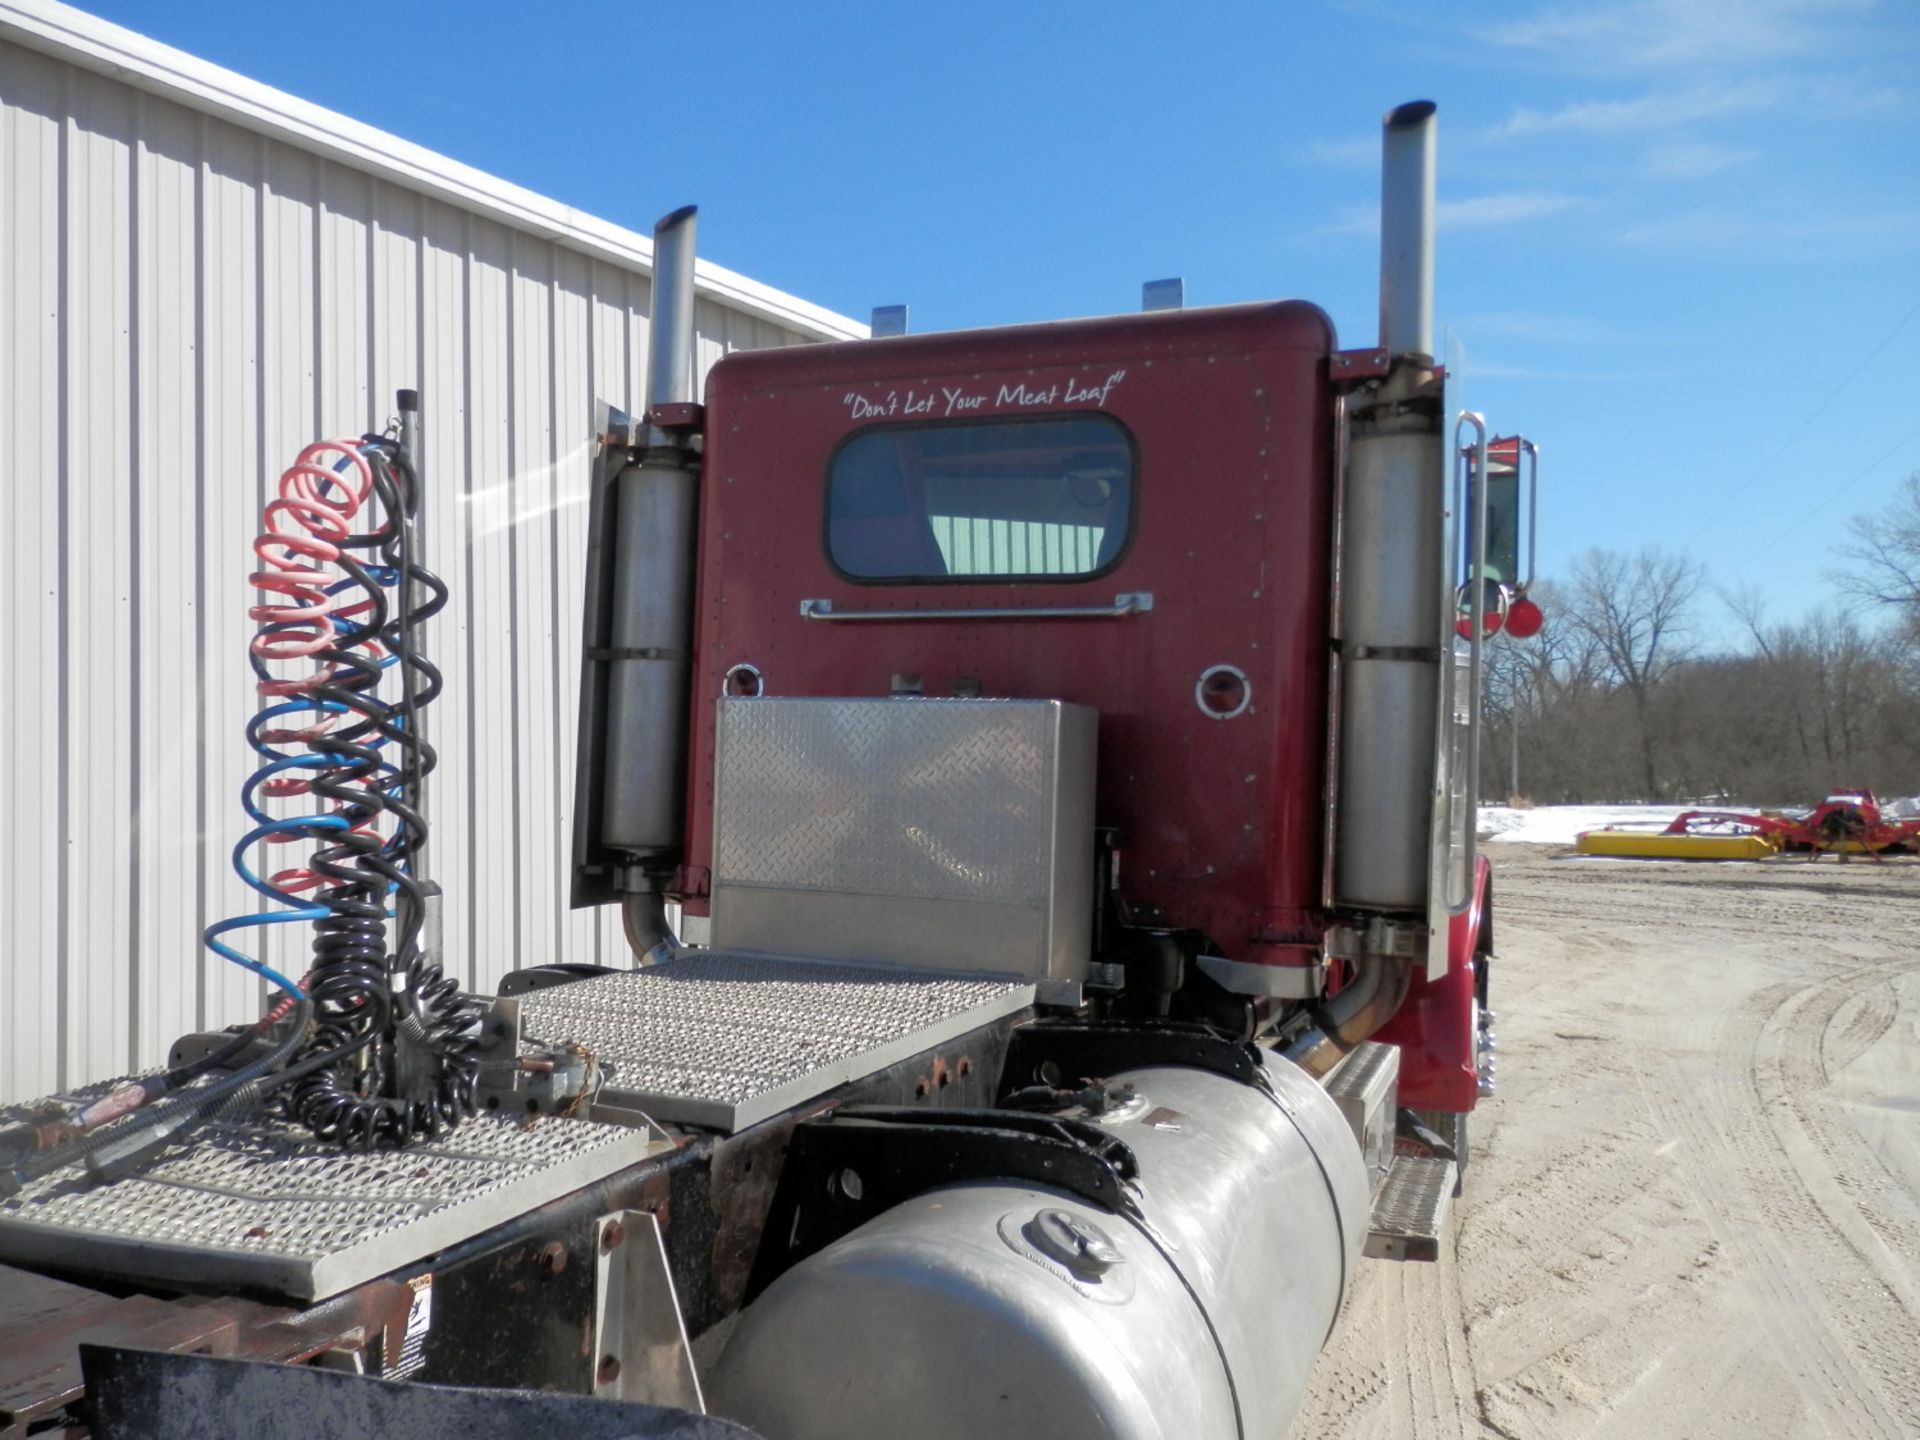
[0,34,832,1103]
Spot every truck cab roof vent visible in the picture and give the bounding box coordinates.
[1142,277,1184,312]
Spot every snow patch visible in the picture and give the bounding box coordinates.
[1478,804,1689,847]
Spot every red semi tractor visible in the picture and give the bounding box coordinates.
[581,108,1514,1132]
[0,100,1533,1439]
[658,257,1497,1113]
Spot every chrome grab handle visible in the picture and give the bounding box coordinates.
[1521,438,1540,591]
[799,592,1154,622]
[1450,412,1490,916]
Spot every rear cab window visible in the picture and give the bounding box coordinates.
[826,414,1135,583]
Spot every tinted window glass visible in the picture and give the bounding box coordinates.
[827,415,1134,582]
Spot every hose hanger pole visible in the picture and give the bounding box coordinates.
[1451,412,1491,915]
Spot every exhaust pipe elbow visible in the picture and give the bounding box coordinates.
[1280,953,1413,1078]
[621,888,678,968]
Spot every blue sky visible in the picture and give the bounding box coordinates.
[89,0,1920,644]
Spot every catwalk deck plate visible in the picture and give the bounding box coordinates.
[0,1107,668,1301]
[0,955,1032,1300]
[508,953,1036,1132]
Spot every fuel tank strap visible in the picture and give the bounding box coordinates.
[747,1106,1145,1298]
[1007,1019,1357,1338]
[1028,1019,1367,1350]
[1004,1019,1273,1094]
[1114,1200,1247,1440]
[1260,1055,1362,1342]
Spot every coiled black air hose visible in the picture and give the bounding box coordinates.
[280,435,483,1150]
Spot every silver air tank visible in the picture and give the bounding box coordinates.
[1333,101,1446,915]
[599,207,701,957]
[711,1053,1369,1440]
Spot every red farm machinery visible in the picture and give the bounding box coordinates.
[1579,789,1920,860]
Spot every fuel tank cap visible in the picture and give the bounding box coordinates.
[1030,1209,1124,1277]
[997,1208,1137,1302]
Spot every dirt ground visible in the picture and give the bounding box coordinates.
[1292,845,1920,1439]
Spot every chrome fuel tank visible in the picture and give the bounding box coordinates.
[711,1052,1367,1440]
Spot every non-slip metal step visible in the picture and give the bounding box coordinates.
[509,952,1037,1133]
[1363,1152,1456,1262]
[0,1107,669,1300]
[0,955,1034,1302]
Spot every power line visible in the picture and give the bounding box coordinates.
[1682,295,1920,548]
[1748,419,1920,562]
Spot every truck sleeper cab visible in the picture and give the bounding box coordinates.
[0,100,1507,1440]
[689,303,1338,978]
[667,300,1483,1112]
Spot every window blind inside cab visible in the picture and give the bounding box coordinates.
[826,415,1135,583]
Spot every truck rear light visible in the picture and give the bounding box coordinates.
[1504,597,1544,639]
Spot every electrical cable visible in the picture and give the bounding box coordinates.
[163,984,305,1090]
[1747,418,1920,562]
[0,1000,313,1195]
[277,436,483,1150]
[1682,294,1920,548]
[6,421,478,1191]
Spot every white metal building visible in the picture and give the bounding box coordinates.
[0,1,865,1103]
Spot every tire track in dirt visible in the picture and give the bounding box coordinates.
[1640,954,1918,1437]
[1290,856,1920,1440]
[1760,960,1920,1346]
[1294,1229,1481,1440]
[1821,978,1898,1079]
[1293,849,1920,1439]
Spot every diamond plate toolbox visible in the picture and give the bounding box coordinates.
[709,698,1097,987]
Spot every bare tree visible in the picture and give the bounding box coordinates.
[1721,581,1774,658]
[1835,471,1920,632]
[1478,580,1616,802]
[1514,579,1605,708]
[1567,547,1706,799]
[1667,612,1919,801]
[1475,534,1920,806]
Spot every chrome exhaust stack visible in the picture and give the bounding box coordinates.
[644,205,699,413]
[1379,100,1437,361]
[1332,100,1445,924]
[1297,101,1448,1069]
[572,207,703,964]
